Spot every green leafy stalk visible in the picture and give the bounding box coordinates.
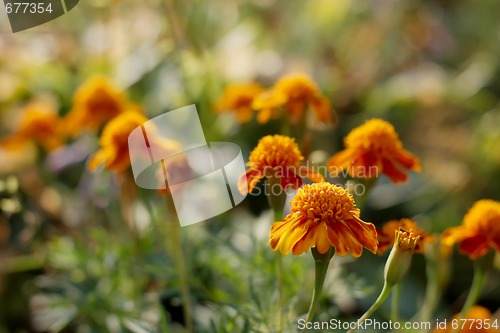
[303,247,335,330]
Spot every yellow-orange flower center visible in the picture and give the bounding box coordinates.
[289,182,359,223]
[247,135,303,170]
[344,118,403,153]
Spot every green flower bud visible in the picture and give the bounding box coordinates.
[384,229,420,286]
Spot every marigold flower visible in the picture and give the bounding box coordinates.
[377,218,433,255]
[384,229,420,285]
[441,199,500,260]
[238,135,323,194]
[252,73,333,124]
[88,110,181,174]
[252,89,287,124]
[433,306,500,333]
[64,76,132,136]
[0,103,63,151]
[269,182,378,257]
[327,118,421,183]
[215,83,264,123]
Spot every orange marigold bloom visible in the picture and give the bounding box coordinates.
[269,182,378,257]
[215,83,264,123]
[377,218,433,255]
[433,306,500,333]
[89,110,182,174]
[441,199,500,260]
[252,73,333,124]
[65,76,132,136]
[327,119,421,183]
[1,103,63,151]
[238,135,323,194]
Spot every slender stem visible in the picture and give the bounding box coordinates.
[273,208,285,333]
[450,251,493,333]
[4,254,45,273]
[391,283,400,323]
[353,178,377,211]
[304,247,335,329]
[347,282,393,333]
[165,195,193,333]
[418,244,440,327]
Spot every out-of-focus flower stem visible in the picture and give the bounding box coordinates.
[274,208,285,333]
[165,194,193,333]
[303,247,335,331]
[451,251,494,333]
[267,174,287,332]
[418,240,443,330]
[354,178,377,210]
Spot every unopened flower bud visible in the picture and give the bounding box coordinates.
[384,229,420,285]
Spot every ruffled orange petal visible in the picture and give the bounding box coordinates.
[88,148,113,171]
[235,107,253,123]
[327,149,359,176]
[291,221,324,255]
[350,151,380,178]
[326,221,363,257]
[347,216,378,254]
[315,223,332,254]
[395,149,421,172]
[239,168,264,194]
[270,216,307,255]
[441,226,473,246]
[280,170,302,190]
[459,234,490,259]
[304,168,324,183]
[286,100,306,124]
[257,108,272,124]
[311,97,333,123]
[381,156,408,183]
[490,235,500,253]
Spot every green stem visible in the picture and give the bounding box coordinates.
[304,248,335,329]
[450,251,493,333]
[165,196,193,333]
[4,254,45,273]
[418,244,441,327]
[391,283,400,323]
[353,178,377,211]
[347,282,393,333]
[273,209,285,333]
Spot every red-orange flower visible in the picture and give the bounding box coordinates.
[215,83,264,123]
[0,102,63,151]
[64,76,134,136]
[269,182,378,257]
[252,73,334,124]
[238,135,323,194]
[433,306,500,333]
[377,218,433,255]
[327,119,421,183]
[441,199,500,260]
